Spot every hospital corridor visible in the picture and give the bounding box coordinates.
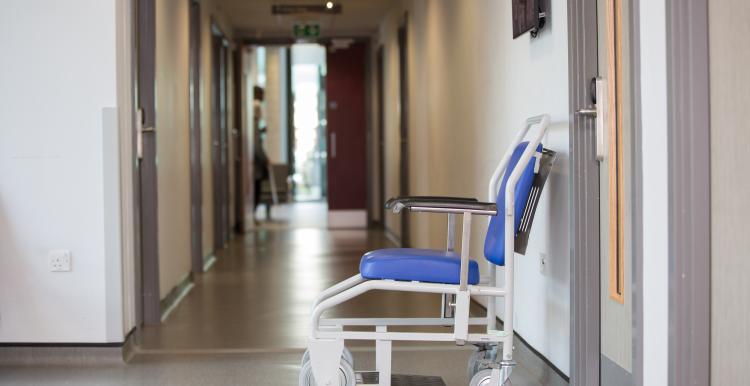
[1,1,748,386]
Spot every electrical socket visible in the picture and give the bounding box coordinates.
[49,250,72,272]
[539,252,547,274]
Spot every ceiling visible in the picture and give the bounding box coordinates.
[215,0,395,41]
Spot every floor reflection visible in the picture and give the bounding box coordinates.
[137,202,448,351]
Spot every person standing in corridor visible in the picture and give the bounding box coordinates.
[252,86,269,221]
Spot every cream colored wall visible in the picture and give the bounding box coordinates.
[374,0,571,373]
[709,0,750,384]
[377,3,407,240]
[155,0,192,298]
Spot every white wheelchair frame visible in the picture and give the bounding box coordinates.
[305,115,551,386]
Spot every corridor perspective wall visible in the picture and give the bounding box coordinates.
[156,0,236,297]
[196,0,235,258]
[375,0,570,373]
[0,0,126,342]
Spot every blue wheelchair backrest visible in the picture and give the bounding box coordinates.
[483,142,542,266]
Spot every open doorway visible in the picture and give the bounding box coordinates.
[290,44,327,202]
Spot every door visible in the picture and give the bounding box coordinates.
[326,42,368,228]
[188,0,203,273]
[397,20,410,246]
[569,0,636,384]
[597,0,633,383]
[134,0,160,325]
[376,45,386,227]
[232,47,245,232]
[211,27,230,249]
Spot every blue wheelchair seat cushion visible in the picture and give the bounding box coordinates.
[360,248,480,285]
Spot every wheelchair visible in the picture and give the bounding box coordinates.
[300,115,556,386]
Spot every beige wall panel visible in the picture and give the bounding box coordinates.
[709,0,750,384]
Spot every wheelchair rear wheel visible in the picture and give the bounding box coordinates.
[298,358,356,386]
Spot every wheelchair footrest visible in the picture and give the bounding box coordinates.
[356,372,446,386]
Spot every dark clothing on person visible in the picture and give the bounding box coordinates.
[253,145,269,211]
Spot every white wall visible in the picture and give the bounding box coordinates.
[638,1,669,385]
[376,0,571,373]
[0,0,127,342]
[476,1,571,373]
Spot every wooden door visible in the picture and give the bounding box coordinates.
[325,42,367,227]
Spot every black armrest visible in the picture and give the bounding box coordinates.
[386,196,497,215]
[385,196,479,209]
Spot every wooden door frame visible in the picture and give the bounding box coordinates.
[134,0,160,325]
[188,0,204,274]
[397,15,410,246]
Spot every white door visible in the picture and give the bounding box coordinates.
[597,0,633,383]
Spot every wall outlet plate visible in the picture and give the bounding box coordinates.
[49,250,72,272]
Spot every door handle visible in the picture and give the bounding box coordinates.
[136,109,143,159]
[575,77,606,161]
[136,108,155,160]
[330,132,337,159]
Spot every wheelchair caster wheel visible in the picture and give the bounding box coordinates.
[467,346,496,379]
[301,347,354,367]
[299,358,356,386]
[469,369,511,386]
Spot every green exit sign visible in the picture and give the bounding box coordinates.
[294,23,321,39]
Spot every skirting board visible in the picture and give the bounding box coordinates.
[328,209,367,228]
[0,328,136,366]
[160,273,194,323]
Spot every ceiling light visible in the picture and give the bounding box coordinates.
[326,2,334,10]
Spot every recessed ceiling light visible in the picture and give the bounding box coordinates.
[326,2,334,10]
